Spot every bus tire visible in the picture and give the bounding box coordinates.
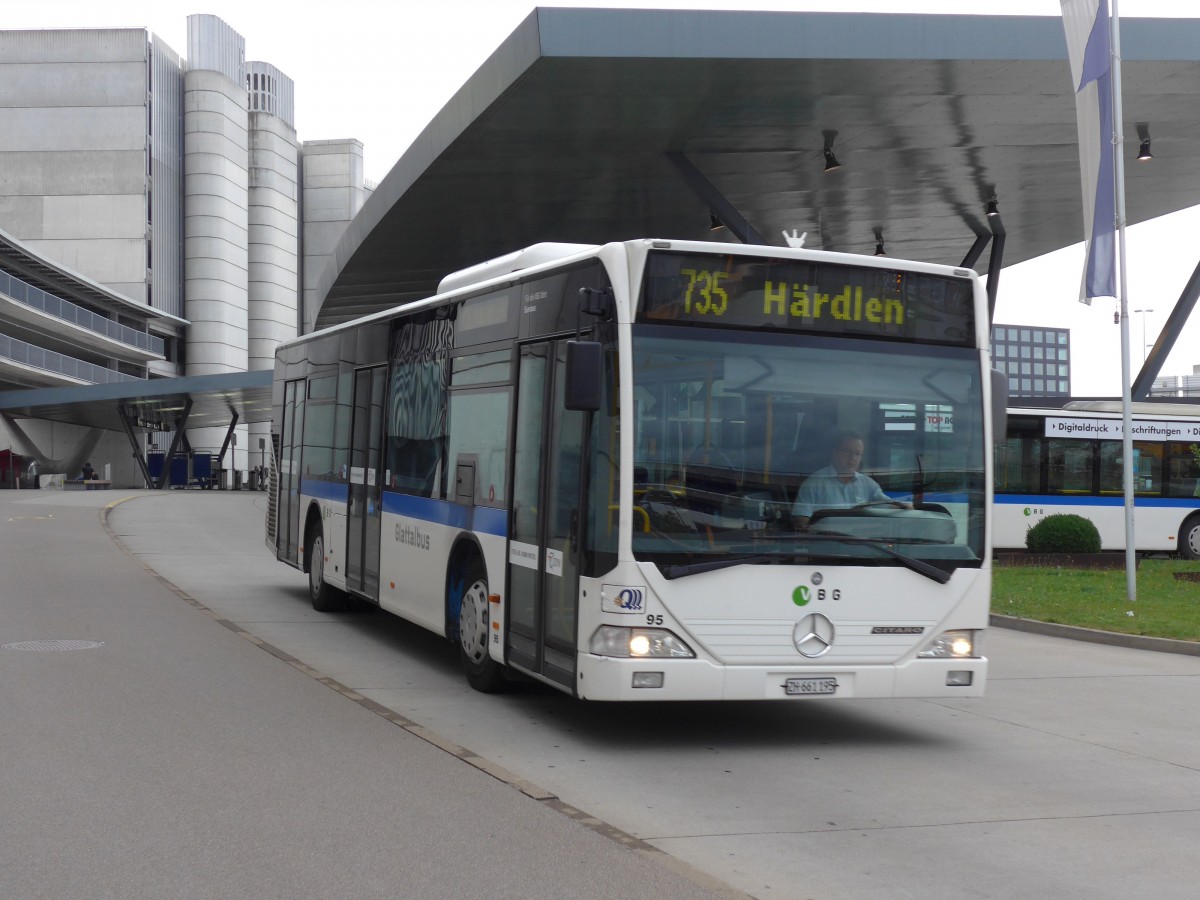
[307,523,347,612]
[455,559,507,693]
[1180,515,1200,560]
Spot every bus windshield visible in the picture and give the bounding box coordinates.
[630,325,987,572]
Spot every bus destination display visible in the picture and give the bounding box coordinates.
[639,251,976,346]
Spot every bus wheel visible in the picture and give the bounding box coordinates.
[456,561,507,693]
[307,524,347,612]
[1180,515,1200,560]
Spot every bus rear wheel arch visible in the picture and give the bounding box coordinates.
[1179,514,1200,560]
[447,549,508,693]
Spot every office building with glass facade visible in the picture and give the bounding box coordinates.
[991,323,1072,400]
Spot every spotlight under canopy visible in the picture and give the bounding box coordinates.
[823,147,841,172]
[874,239,886,256]
[1137,139,1153,161]
[985,197,1000,217]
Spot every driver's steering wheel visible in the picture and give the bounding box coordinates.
[852,499,908,510]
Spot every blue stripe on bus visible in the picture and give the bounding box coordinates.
[300,479,349,503]
[472,506,508,535]
[381,492,509,537]
[996,494,1200,509]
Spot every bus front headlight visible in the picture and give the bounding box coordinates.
[917,630,978,659]
[589,626,695,659]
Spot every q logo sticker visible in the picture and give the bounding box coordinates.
[602,584,648,614]
[793,586,810,607]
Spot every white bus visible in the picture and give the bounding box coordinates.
[996,401,1200,557]
[267,239,1000,700]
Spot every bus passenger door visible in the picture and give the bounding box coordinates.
[346,366,386,600]
[507,341,587,692]
[278,378,305,565]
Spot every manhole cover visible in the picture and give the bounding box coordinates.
[2,640,105,651]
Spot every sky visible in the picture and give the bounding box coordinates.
[8,0,1200,396]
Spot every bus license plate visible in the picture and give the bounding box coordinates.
[785,677,837,696]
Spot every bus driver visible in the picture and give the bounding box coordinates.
[792,430,907,529]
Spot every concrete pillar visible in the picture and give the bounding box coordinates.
[183,67,249,377]
[301,140,367,334]
[247,62,299,474]
[184,15,249,465]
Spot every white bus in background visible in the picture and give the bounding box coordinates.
[995,401,1200,557]
[266,239,1000,701]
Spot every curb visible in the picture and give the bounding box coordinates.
[990,613,1200,657]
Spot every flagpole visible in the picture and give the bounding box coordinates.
[1110,0,1136,603]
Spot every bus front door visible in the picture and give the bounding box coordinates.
[507,341,587,692]
[346,366,386,600]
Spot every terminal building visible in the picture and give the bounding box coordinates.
[6,9,1200,488]
[0,15,369,486]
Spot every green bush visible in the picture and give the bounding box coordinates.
[1025,513,1102,554]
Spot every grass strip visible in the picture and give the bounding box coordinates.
[992,558,1200,642]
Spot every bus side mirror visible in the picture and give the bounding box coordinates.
[991,368,1009,439]
[565,340,602,412]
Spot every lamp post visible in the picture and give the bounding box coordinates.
[1134,308,1154,361]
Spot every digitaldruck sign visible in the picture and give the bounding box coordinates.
[1045,416,1200,442]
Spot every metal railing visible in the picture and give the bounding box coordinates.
[0,269,164,355]
[1149,376,1200,398]
[0,333,141,384]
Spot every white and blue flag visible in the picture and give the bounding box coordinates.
[1061,0,1115,303]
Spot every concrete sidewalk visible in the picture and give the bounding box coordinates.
[0,488,742,900]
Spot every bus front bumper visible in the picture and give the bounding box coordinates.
[575,654,988,701]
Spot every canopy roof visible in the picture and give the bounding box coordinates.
[0,371,273,433]
[317,8,1200,328]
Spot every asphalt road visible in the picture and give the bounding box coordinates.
[6,487,1200,899]
[0,488,740,900]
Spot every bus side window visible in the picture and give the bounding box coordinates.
[386,355,448,497]
[1098,441,1162,495]
[1167,442,1200,498]
[1048,439,1094,494]
[446,389,511,507]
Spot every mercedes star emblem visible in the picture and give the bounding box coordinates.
[793,612,835,658]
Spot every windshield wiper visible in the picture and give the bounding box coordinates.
[798,533,951,583]
[656,537,952,584]
[660,554,778,579]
